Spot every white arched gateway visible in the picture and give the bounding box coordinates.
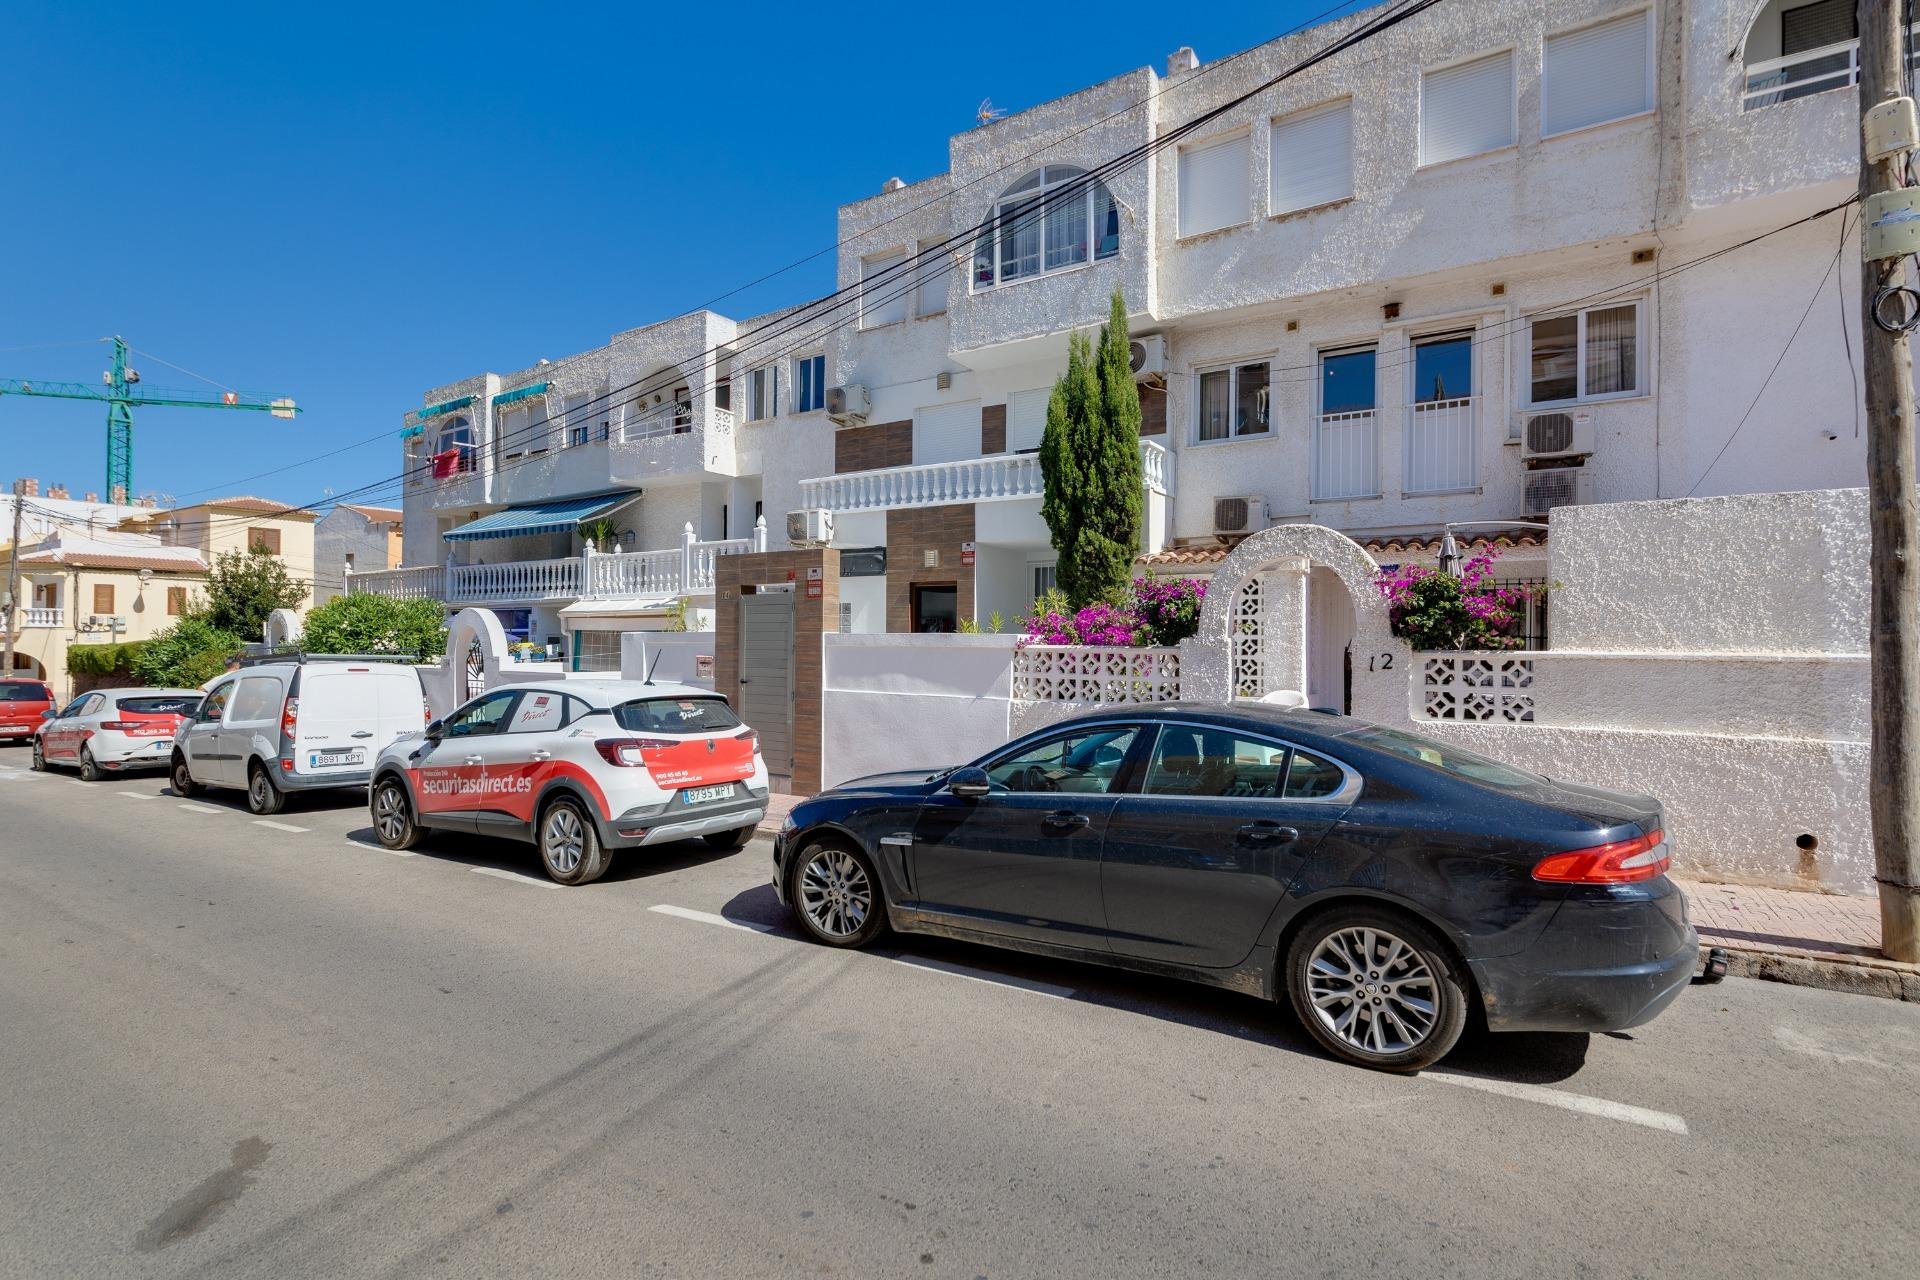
[1177,524,1407,722]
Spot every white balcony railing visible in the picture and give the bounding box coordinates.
[1403,397,1476,495]
[23,607,63,628]
[1742,31,1919,111]
[801,440,1174,514]
[1313,409,1379,501]
[346,521,767,606]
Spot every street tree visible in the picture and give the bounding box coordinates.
[298,593,448,658]
[1040,289,1143,608]
[199,546,308,641]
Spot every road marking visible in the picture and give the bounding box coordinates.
[346,838,416,858]
[177,802,222,815]
[888,954,1076,1000]
[649,904,773,933]
[120,790,164,800]
[472,867,561,890]
[252,819,309,834]
[1420,1071,1689,1135]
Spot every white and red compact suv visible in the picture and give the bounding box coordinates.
[368,680,770,884]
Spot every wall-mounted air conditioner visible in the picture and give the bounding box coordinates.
[1523,465,1592,516]
[826,384,870,426]
[1129,333,1167,381]
[1519,409,1596,461]
[1212,495,1267,536]
[787,508,835,548]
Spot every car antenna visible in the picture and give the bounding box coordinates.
[643,649,663,686]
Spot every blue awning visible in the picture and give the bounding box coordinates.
[442,493,635,542]
[491,382,550,407]
[410,395,474,424]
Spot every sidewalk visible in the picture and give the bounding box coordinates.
[1678,878,1920,1002]
[756,790,802,832]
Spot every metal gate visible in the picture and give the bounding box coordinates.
[738,592,795,779]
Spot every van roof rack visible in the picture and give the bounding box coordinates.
[234,651,421,668]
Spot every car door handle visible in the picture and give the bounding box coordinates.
[739,677,751,684]
[350,730,374,739]
[464,755,483,765]
[528,749,551,761]
[1041,810,1090,831]
[1238,822,1299,843]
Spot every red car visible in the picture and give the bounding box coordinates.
[0,678,56,744]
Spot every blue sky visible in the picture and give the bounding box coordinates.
[3,1,1349,511]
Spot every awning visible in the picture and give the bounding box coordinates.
[491,382,550,407]
[558,598,676,618]
[442,492,636,542]
[410,394,474,424]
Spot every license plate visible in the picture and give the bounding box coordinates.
[310,748,365,768]
[681,783,733,806]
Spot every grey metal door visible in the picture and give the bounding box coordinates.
[738,592,795,778]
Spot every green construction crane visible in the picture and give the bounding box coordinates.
[0,336,298,501]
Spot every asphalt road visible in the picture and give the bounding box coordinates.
[1,745,1916,1280]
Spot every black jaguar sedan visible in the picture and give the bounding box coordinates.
[773,703,1696,1071]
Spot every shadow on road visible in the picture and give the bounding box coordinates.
[718,881,1593,1083]
[345,825,746,883]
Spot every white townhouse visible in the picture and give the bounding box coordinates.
[357,0,1873,685]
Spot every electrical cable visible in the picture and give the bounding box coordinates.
[1839,201,1862,438]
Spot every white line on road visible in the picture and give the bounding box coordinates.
[887,954,1076,1000]
[177,802,222,815]
[1420,1070,1689,1135]
[472,867,561,889]
[649,904,772,933]
[252,819,310,834]
[119,791,163,800]
[346,839,416,858]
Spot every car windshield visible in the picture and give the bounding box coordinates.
[613,697,742,735]
[118,696,201,716]
[1342,725,1542,789]
[0,683,50,702]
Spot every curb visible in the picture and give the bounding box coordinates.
[1702,943,1920,1003]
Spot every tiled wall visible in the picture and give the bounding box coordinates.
[833,420,913,473]
[883,504,975,633]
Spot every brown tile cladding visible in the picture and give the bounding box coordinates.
[1139,381,1167,436]
[980,404,1006,454]
[714,549,840,796]
[884,504,975,633]
[833,420,913,473]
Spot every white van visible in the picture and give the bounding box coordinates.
[171,658,427,814]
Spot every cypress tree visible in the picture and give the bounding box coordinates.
[1040,289,1143,608]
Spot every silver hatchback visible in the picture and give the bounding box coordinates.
[33,688,203,781]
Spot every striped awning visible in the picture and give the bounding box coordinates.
[491,382,550,407]
[442,493,635,542]
[410,395,474,424]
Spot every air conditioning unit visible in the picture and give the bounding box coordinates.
[1129,333,1167,381]
[826,384,870,426]
[1519,409,1596,461]
[786,508,835,548]
[1212,494,1267,535]
[1523,465,1592,516]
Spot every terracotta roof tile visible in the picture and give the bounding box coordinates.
[1137,529,1547,567]
[19,550,208,572]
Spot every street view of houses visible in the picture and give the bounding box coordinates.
[3,0,1918,1276]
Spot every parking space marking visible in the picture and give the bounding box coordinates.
[346,839,416,858]
[472,867,561,889]
[119,790,164,800]
[649,904,773,933]
[177,802,223,815]
[252,820,310,834]
[1419,1070,1689,1135]
[887,954,1076,1000]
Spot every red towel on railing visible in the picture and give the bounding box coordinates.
[431,449,460,479]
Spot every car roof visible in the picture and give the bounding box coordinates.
[1051,700,1369,750]
[107,688,205,699]
[499,679,720,710]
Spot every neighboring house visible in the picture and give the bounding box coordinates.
[313,503,403,603]
[1,478,151,543]
[357,0,1870,666]
[118,497,319,603]
[0,531,208,699]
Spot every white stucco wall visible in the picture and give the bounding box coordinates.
[819,634,1018,787]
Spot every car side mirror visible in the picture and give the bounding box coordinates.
[947,766,991,799]
[424,719,444,742]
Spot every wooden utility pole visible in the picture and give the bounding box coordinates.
[1861,0,1920,962]
[2,480,24,678]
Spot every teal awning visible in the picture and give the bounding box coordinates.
[491,382,550,407]
[411,394,474,423]
[442,492,635,542]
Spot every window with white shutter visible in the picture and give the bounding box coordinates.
[1177,132,1250,237]
[861,249,909,328]
[1420,50,1515,166]
[1005,388,1051,453]
[912,402,982,465]
[1269,99,1353,215]
[914,239,947,317]
[1544,11,1652,136]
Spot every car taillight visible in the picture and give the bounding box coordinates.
[1533,829,1669,884]
[100,721,138,732]
[593,737,677,767]
[423,698,432,725]
[741,730,759,755]
[281,696,299,740]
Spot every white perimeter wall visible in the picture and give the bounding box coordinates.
[820,634,1018,788]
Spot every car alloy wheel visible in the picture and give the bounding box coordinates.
[538,797,609,885]
[78,747,101,782]
[30,738,45,772]
[372,779,419,850]
[798,847,874,940]
[1304,926,1440,1058]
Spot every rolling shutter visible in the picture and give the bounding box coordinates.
[1006,388,1051,452]
[912,402,981,465]
[1543,11,1651,136]
[861,250,908,328]
[1177,132,1250,237]
[1270,99,1354,214]
[1420,50,1515,165]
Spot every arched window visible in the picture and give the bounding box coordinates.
[973,165,1120,290]
[437,415,474,473]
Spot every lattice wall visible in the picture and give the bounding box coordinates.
[1420,654,1536,722]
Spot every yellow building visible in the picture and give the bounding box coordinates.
[119,496,318,587]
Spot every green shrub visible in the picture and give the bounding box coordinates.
[133,617,244,688]
[298,593,447,658]
[66,641,147,678]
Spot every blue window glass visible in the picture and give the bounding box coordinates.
[1413,334,1472,403]
[795,355,826,413]
[1319,348,1376,415]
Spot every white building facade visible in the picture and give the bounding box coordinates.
[357,0,1873,671]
